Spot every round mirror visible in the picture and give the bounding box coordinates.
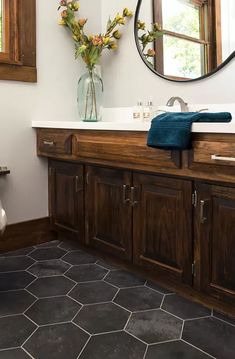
[135,0,235,82]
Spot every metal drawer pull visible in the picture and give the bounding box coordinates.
[200,200,207,224]
[211,154,235,162]
[43,140,55,146]
[122,185,130,204]
[131,186,138,207]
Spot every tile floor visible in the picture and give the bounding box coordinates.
[0,240,234,359]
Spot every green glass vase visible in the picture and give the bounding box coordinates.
[77,67,104,122]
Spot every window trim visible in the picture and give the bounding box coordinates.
[152,0,222,80]
[0,0,36,83]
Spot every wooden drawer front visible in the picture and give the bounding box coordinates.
[192,140,235,167]
[74,131,181,169]
[37,129,72,156]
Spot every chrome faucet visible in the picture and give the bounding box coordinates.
[166,97,189,112]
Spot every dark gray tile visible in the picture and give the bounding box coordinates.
[0,315,36,350]
[96,260,119,270]
[0,247,35,257]
[146,281,174,294]
[126,309,183,344]
[0,257,35,273]
[63,251,97,265]
[0,290,35,317]
[213,310,235,326]
[74,302,129,334]
[183,317,235,359]
[29,247,66,261]
[36,240,60,248]
[69,281,118,304]
[26,296,81,325]
[0,348,32,359]
[28,259,70,277]
[24,323,89,359]
[79,331,146,359]
[59,241,80,251]
[27,276,74,298]
[114,286,163,312]
[145,341,211,359]
[105,270,145,288]
[66,264,108,283]
[0,272,35,291]
[162,294,211,320]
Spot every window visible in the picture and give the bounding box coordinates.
[153,0,222,80]
[0,0,36,82]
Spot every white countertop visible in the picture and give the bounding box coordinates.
[32,105,235,134]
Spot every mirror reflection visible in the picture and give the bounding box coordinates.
[136,0,235,81]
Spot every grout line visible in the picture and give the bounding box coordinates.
[180,320,185,339]
[22,347,36,359]
[159,308,184,321]
[76,335,91,359]
[181,339,216,358]
[124,328,149,345]
[142,344,149,359]
[211,314,235,328]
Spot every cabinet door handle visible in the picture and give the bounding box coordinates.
[200,200,208,224]
[43,140,55,146]
[122,185,130,204]
[131,186,138,207]
[211,154,235,162]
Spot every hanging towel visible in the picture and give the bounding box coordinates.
[147,112,232,150]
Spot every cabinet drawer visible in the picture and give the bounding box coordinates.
[192,140,235,167]
[74,131,181,169]
[37,129,72,156]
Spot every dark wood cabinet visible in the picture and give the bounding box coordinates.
[49,160,84,242]
[40,129,235,311]
[85,166,132,260]
[133,173,193,285]
[194,183,235,304]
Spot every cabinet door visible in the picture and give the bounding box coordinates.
[133,173,193,285]
[49,160,84,242]
[194,183,235,304]
[86,166,132,260]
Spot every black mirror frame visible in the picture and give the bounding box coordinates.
[135,0,235,83]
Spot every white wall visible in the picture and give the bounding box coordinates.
[101,0,235,107]
[0,0,101,224]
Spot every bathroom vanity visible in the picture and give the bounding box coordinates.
[33,120,235,310]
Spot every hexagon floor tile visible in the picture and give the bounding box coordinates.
[114,286,163,312]
[27,276,75,298]
[66,264,108,283]
[0,290,36,317]
[25,296,81,325]
[162,294,211,320]
[0,271,35,292]
[63,250,97,265]
[126,309,183,344]
[183,317,235,359]
[28,259,70,277]
[0,256,35,273]
[0,315,36,350]
[1,240,235,359]
[69,280,118,304]
[104,270,145,288]
[29,247,66,261]
[23,323,89,359]
[79,331,146,359]
[0,348,32,359]
[145,341,212,359]
[73,302,129,334]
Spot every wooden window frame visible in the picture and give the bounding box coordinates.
[0,0,36,83]
[153,0,222,81]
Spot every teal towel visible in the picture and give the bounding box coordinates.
[147,112,232,150]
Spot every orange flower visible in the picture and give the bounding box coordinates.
[61,10,68,18]
[92,35,103,46]
[78,18,87,27]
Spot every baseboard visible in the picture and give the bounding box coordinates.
[0,217,56,253]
